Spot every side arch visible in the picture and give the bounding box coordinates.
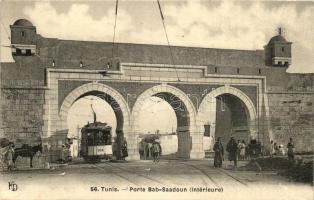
[59,82,131,135]
[197,86,258,141]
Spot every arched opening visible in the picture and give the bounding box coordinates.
[197,86,257,154]
[67,95,117,159]
[215,94,250,148]
[77,91,124,134]
[132,85,198,159]
[56,83,131,161]
[65,90,126,160]
[137,95,182,160]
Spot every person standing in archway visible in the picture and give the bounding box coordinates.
[213,137,224,168]
[5,142,14,171]
[287,138,295,161]
[270,140,275,157]
[238,140,246,161]
[121,138,128,160]
[226,137,238,169]
[152,141,161,162]
[139,140,144,159]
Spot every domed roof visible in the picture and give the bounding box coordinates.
[13,19,33,26]
[268,35,287,44]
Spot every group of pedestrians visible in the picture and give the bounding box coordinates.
[214,137,248,168]
[139,140,162,162]
[213,137,242,169]
[270,138,295,161]
[214,136,296,169]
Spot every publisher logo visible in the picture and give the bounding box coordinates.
[8,181,18,191]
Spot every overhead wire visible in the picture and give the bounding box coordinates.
[0,20,11,41]
[112,0,119,59]
[157,0,180,82]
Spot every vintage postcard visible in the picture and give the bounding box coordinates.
[0,0,313,200]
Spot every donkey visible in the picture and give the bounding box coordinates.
[13,143,43,168]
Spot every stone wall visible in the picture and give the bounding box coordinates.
[266,73,314,153]
[267,92,314,153]
[1,80,45,147]
[36,36,265,69]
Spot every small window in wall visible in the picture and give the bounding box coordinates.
[237,68,240,74]
[16,48,22,55]
[21,31,25,37]
[281,47,284,52]
[26,49,31,55]
[214,67,217,73]
[258,68,261,74]
[204,125,210,137]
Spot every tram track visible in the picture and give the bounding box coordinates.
[103,161,170,187]
[92,163,140,186]
[216,168,248,187]
[178,162,248,187]
[94,160,248,188]
[93,162,168,187]
[178,162,220,187]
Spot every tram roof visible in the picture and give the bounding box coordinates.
[81,122,111,132]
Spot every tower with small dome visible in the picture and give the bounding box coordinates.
[264,27,292,67]
[10,19,37,56]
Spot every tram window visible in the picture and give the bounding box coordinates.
[87,133,94,146]
[99,132,104,145]
[93,131,104,145]
[104,134,111,145]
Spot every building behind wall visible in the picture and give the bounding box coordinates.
[0,19,313,159]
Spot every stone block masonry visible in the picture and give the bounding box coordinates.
[1,80,45,147]
[267,92,314,153]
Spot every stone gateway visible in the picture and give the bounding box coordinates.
[0,19,313,162]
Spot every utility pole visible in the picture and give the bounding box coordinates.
[0,60,3,138]
[77,125,81,158]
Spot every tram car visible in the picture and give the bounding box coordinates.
[80,122,113,162]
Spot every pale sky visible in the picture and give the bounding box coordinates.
[0,1,314,72]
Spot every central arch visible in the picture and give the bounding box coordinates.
[131,84,202,159]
